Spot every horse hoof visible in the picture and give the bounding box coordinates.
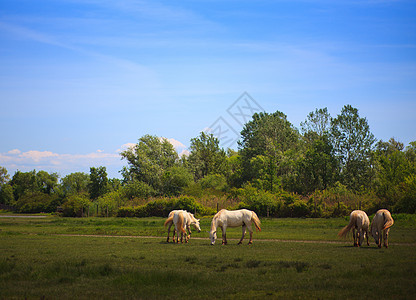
[248,242,252,245]
[237,242,242,245]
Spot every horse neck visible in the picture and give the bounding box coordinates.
[210,217,218,233]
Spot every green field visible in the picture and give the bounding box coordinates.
[1,215,415,299]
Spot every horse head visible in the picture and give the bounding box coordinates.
[209,230,217,245]
[192,218,201,233]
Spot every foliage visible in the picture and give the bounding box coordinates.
[330,105,376,191]
[187,132,227,181]
[1,105,415,217]
[239,111,301,191]
[0,184,14,206]
[61,193,91,217]
[117,196,215,218]
[120,135,178,193]
[14,191,61,213]
[88,166,108,200]
[60,172,89,196]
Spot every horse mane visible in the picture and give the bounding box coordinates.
[210,210,224,232]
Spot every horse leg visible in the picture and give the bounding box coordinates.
[247,224,254,245]
[353,228,358,247]
[222,227,227,245]
[377,230,382,248]
[358,229,363,247]
[384,228,390,248]
[186,226,191,242]
[167,223,172,243]
[173,229,176,243]
[238,225,247,245]
[365,230,369,246]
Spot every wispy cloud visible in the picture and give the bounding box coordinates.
[0,148,121,176]
[0,137,190,177]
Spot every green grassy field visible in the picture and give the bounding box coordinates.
[1,215,415,299]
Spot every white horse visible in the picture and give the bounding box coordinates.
[164,210,201,243]
[338,210,370,247]
[371,209,394,248]
[209,209,261,245]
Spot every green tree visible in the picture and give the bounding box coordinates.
[60,172,90,196]
[0,184,13,206]
[300,107,331,142]
[187,132,227,181]
[88,167,108,200]
[0,167,13,205]
[10,170,38,200]
[330,105,376,191]
[36,170,59,195]
[375,138,414,210]
[120,135,178,193]
[161,165,193,196]
[0,166,10,185]
[239,111,300,191]
[295,135,339,194]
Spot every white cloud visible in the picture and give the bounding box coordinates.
[7,149,21,155]
[117,143,136,153]
[0,148,121,177]
[0,139,189,177]
[165,138,186,150]
[19,150,59,163]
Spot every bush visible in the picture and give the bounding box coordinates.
[395,174,416,213]
[116,196,215,218]
[14,192,61,213]
[61,193,91,217]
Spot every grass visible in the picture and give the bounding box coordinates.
[0,215,416,299]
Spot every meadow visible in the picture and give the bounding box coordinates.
[1,214,415,299]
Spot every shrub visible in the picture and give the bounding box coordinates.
[14,192,61,213]
[61,193,91,217]
[116,196,215,218]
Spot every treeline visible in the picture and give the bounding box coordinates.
[0,105,415,217]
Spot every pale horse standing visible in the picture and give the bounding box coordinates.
[371,209,394,248]
[338,210,370,247]
[209,209,261,245]
[164,210,201,243]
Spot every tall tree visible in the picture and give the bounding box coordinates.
[300,107,331,141]
[120,135,179,193]
[0,166,10,185]
[88,166,108,200]
[10,170,38,200]
[330,105,376,191]
[295,135,339,194]
[60,172,90,196]
[187,132,227,181]
[239,111,300,191]
[36,171,59,195]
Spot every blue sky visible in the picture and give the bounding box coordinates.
[1,0,415,179]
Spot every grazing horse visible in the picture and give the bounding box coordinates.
[164,210,187,243]
[338,210,370,247]
[164,210,201,243]
[209,209,261,245]
[371,209,394,248]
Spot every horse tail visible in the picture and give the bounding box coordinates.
[164,216,173,227]
[338,215,356,238]
[177,212,186,234]
[383,211,394,230]
[251,211,261,232]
